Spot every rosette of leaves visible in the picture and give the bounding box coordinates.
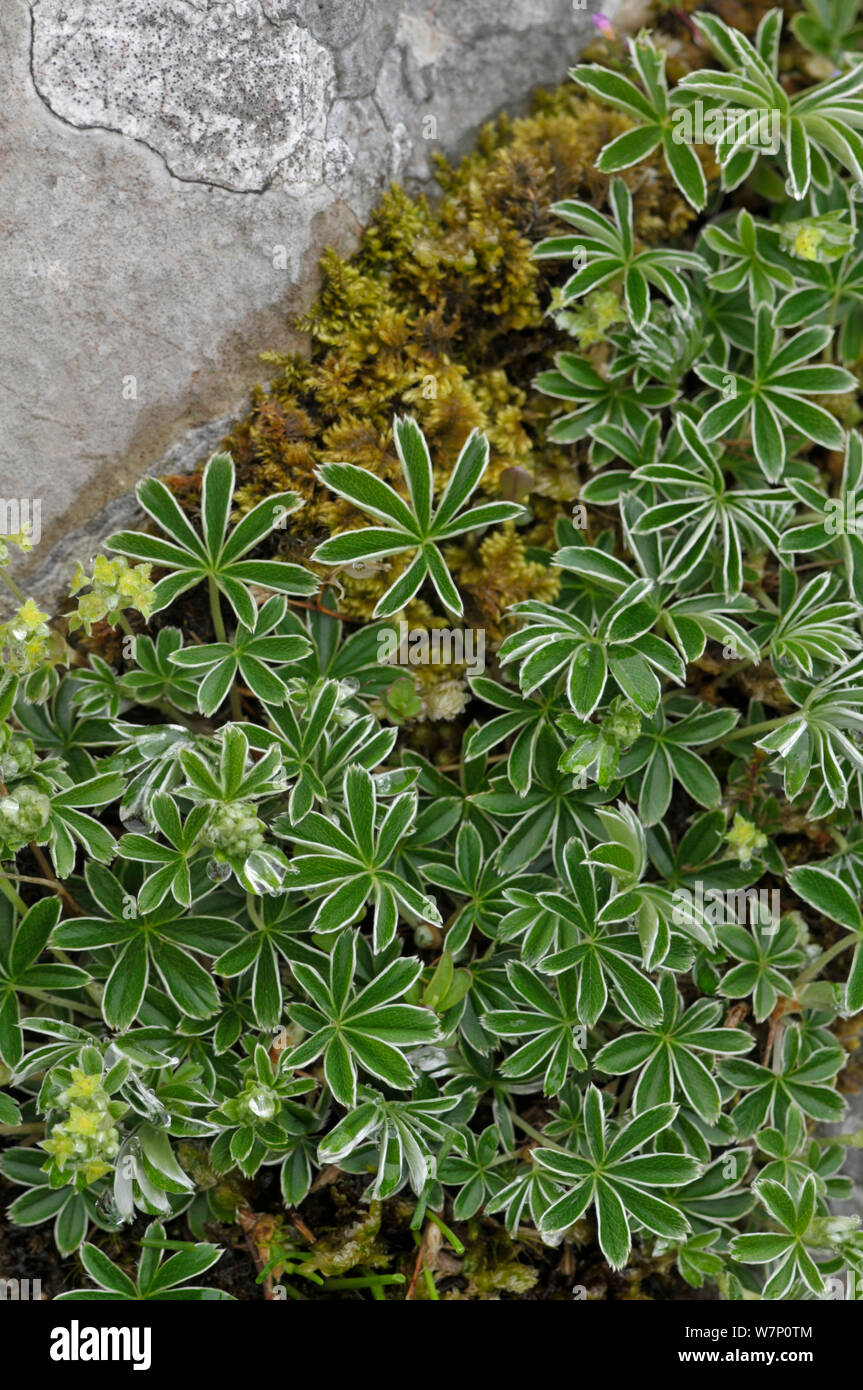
[167,595,312,717]
[109,450,317,627]
[311,417,522,619]
[54,1220,233,1301]
[532,1086,702,1265]
[209,1042,315,1178]
[629,414,788,597]
[533,178,706,329]
[498,579,686,720]
[5,2,863,1302]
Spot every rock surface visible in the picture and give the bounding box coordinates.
[1,0,609,604]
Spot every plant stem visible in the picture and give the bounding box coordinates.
[0,873,26,913]
[794,933,858,990]
[245,893,265,930]
[509,1110,570,1154]
[324,1274,406,1289]
[28,842,84,917]
[426,1210,465,1255]
[152,700,198,730]
[3,873,74,891]
[22,988,102,1018]
[0,569,28,606]
[0,1122,44,1136]
[208,577,243,721]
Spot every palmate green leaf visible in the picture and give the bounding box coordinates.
[282,764,440,951]
[168,594,311,716]
[482,960,588,1096]
[534,178,706,329]
[718,916,805,1022]
[631,413,786,597]
[700,208,796,308]
[319,1084,464,1199]
[779,430,863,604]
[594,974,754,1123]
[695,303,855,481]
[718,1027,846,1137]
[535,837,664,1027]
[750,570,863,676]
[754,655,863,810]
[52,862,235,1028]
[55,1220,232,1301]
[534,1086,701,1265]
[312,417,521,618]
[730,1175,826,1298]
[283,933,438,1107]
[568,37,708,209]
[499,583,685,720]
[117,794,211,911]
[438,1123,507,1219]
[620,701,739,826]
[109,451,316,628]
[535,350,678,456]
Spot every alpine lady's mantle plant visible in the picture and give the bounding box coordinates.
[2,3,863,1301]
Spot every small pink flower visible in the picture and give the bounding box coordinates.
[592,13,615,39]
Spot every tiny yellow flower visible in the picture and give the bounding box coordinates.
[80,1159,113,1184]
[66,1104,103,1138]
[65,1069,104,1101]
[17,599,49,632]
[792,225,822,261]
[724,814,768,868]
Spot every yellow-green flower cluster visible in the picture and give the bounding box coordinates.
[0,785,50,857]
[551,287,625,347]
[724,814,768,868]
[41,1068,121,1188]
[0,526,37,567]
[0,724,36,782]
[778,212,854,264]
[0,599,54,675]
[204,801,266,860]
[67,555,155,634]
